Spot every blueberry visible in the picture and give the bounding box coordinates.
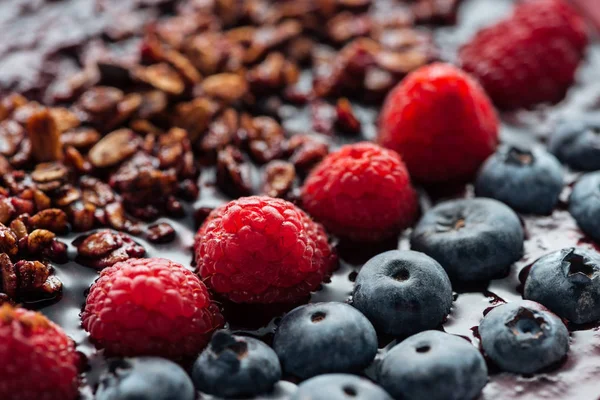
[192,331,281,398]
[273,302,378,379]
[479,300,569,374]
[352,250,452,337]
[474,146,563,214]
[524,248,600,324]
[96,357,195,400]
[569,172,600,243]
[291,374,392,400]
[378,330,487,400]
[410,198,524,282]
[548,117,600,171]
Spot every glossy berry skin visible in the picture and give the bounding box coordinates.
[569,172,600,243]
[192,331,281,398]
[410,198,524,282]
[195,196,337,304]
[475,146,564,215]
[301,142,418,242]
[525,248,600,324]
[96,357,195,400]
[549,117,600,171]
[292,374,392,400]
[0,305,79,400]
[273,302,377,379]
[352,250,452,337]
[82,258,224,360]
[479,301,569,374]
[378,63,498,184]
[378,331,488,400]
[460,0,588,110]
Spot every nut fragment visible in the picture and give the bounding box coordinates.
[31,162,69,192]
[27,109,63,162]
[0,254,17,298]
[201,73,248,103]
[216,146,252,197]
[30,209,69,233]
[263,161,295,198]
[0,225,18,257]
[133,63,185,95]
[75,230,146,269]
[335,98,361,134]
[88,129,140,168]
[26,229,56,255]
[78,86,124,114]
[146,222,176,244]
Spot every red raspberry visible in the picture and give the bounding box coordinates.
[195,196,336,304]
[378,63,499,184]
[82,257,224,359]
[0,305,79,400]
[301,142,418,242]
[459,0,588,110]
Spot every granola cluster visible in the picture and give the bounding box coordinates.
[0,0,458,304]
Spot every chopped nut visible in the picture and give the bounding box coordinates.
[75,230,146,269]
[30,209,69,233]
[216,146,252,197]
[0,120,26,157]
[201,73,248,103]
[263,161,295,198]
[31,162,69,192]
[27,109,63,162]
[26,229,56,255]
[335,98,361,133]
[61,128,101,149]
[137,90,168,119]
[132,63,185,96]
[0,254,17,298]
[146,222,176,244]
[88,129,140,168]
[0,225,18,257]
[288,135,329,173]
[0,199,15,225]
[173,97,220,142]
[49,107,81,133]
[9,219,28,240]
[78,86,124,114]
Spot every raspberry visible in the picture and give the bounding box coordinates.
[301,142,418,242]
[459,0,588,110]
[195,196,336,304]
[82,257,224,359]
[0,305,79,400]
[377,63,499,184]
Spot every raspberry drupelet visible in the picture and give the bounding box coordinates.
[0,304,79,400]
[378,62,499,184]
[460,0,588,110]
[301,142,418,242]
[194,196,337,304]
[82,258,224,360]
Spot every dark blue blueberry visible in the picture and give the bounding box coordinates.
[96,357,195,400]
[352,250,452,337]
[192,330,281,398]
[410,198,524,282]
[378,330,487,400]
[549,117,600,171]
[273,302,378,379]
[569,172,600,243]
[479,300,569,374]
[524,248,600,324]
[474,146,563,214]
[291,374,392,400]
